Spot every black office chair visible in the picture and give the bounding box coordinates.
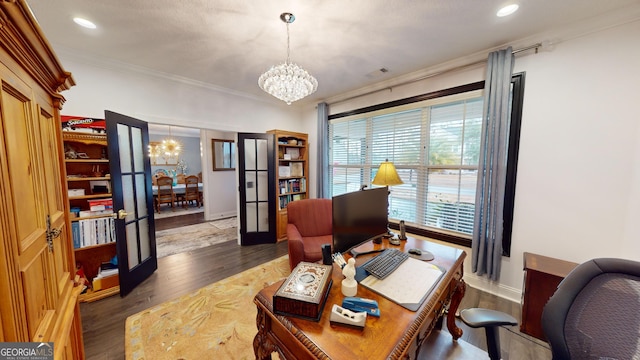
[542,258,640,360]
[460,258,640,360]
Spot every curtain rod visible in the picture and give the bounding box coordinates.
[327,42,542,106]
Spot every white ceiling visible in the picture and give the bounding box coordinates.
[27,0,640,107]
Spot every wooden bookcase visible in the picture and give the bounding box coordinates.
[63,131,120,302]
[267,130,309,241]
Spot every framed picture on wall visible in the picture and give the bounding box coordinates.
[212,139,235,171]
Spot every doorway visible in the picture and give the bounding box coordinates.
[149,124,239,257]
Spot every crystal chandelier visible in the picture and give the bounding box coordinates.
[258,13,318,105]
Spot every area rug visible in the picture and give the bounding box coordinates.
[209,216,237,229]
[154,206,204,219]
[155,219,237,258]
[125,255,290,360]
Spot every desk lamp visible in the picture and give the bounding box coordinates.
[372,159,403,239]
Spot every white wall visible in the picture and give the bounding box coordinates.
[302,19,640,301]
[57,54,309,223]
[200,129,237,220]
[57,55,305,133]
[506,20,640,295]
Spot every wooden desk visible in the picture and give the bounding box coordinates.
[521,252,578,340]
[253,237,467,360]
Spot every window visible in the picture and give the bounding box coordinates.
[328,75,524,252]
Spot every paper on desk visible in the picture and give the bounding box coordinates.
[360,257,444,311]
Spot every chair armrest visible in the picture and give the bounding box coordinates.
[460,308,518,328]
[287,224,304,270]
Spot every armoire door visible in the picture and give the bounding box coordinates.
[0,61,78,348]
[0,2,82,358]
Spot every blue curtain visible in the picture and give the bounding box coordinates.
[472,47,514,281]
[316,102,329,198]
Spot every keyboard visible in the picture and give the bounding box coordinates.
[361,248,409,280]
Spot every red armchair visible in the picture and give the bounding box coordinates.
[286,198,332,270]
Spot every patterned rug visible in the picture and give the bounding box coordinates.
[125,255,290,360]
[154,206,204,219]
[155,218,237,258]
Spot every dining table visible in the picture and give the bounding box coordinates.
[152,183,203,195]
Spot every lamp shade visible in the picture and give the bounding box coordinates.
[372,160,403,186]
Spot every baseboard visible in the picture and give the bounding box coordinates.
[463,273,522,304]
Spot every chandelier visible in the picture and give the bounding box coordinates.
[258,12,318,105]
[158,126,182,163]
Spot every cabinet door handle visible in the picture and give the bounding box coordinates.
[46,215,62,252]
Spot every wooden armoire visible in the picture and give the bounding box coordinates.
[0,1,84,359]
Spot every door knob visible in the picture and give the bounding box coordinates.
[112,209,128,220]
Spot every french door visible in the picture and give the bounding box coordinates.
[105,110,157,296]
[237,133,276,245]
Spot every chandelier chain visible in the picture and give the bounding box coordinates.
[286,22,290,64]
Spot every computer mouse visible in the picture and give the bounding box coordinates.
[408,248,422,256]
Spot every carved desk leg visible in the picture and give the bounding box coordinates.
[447,279,467,340]
[254,306,276,360]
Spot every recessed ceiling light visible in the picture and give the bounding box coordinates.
[497,4,519,17]
[73,17,96,29]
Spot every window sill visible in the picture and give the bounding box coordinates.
[389,221,471,248]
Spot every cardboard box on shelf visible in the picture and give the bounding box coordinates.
[88,198,113,211]
[68,189,85,197]
[92,273,119,291]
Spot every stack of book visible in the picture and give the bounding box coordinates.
[279,178,306,194]
[71,217,116,249]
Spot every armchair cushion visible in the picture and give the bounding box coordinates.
[286,198,332,270]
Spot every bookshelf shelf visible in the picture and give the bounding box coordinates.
[74,241,116,252]
[67,176,111,181]
[69,193,112,200]
[65,159,110,163]
[71,214,113,222]
[78,286,120,303]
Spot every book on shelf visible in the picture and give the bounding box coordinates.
[71,221,81,249]
[279,178,306,194]
[77,217,116,248]
[96,262,118,278]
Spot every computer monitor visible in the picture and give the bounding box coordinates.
[332,187,389,254]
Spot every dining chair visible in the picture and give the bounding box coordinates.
[182,175,200,208]
[156,175,176,212]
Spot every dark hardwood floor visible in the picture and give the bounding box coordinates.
[81,213,550,359]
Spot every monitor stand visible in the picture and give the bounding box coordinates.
[350,248,385,258]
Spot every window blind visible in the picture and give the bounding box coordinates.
[329,93,483,236]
